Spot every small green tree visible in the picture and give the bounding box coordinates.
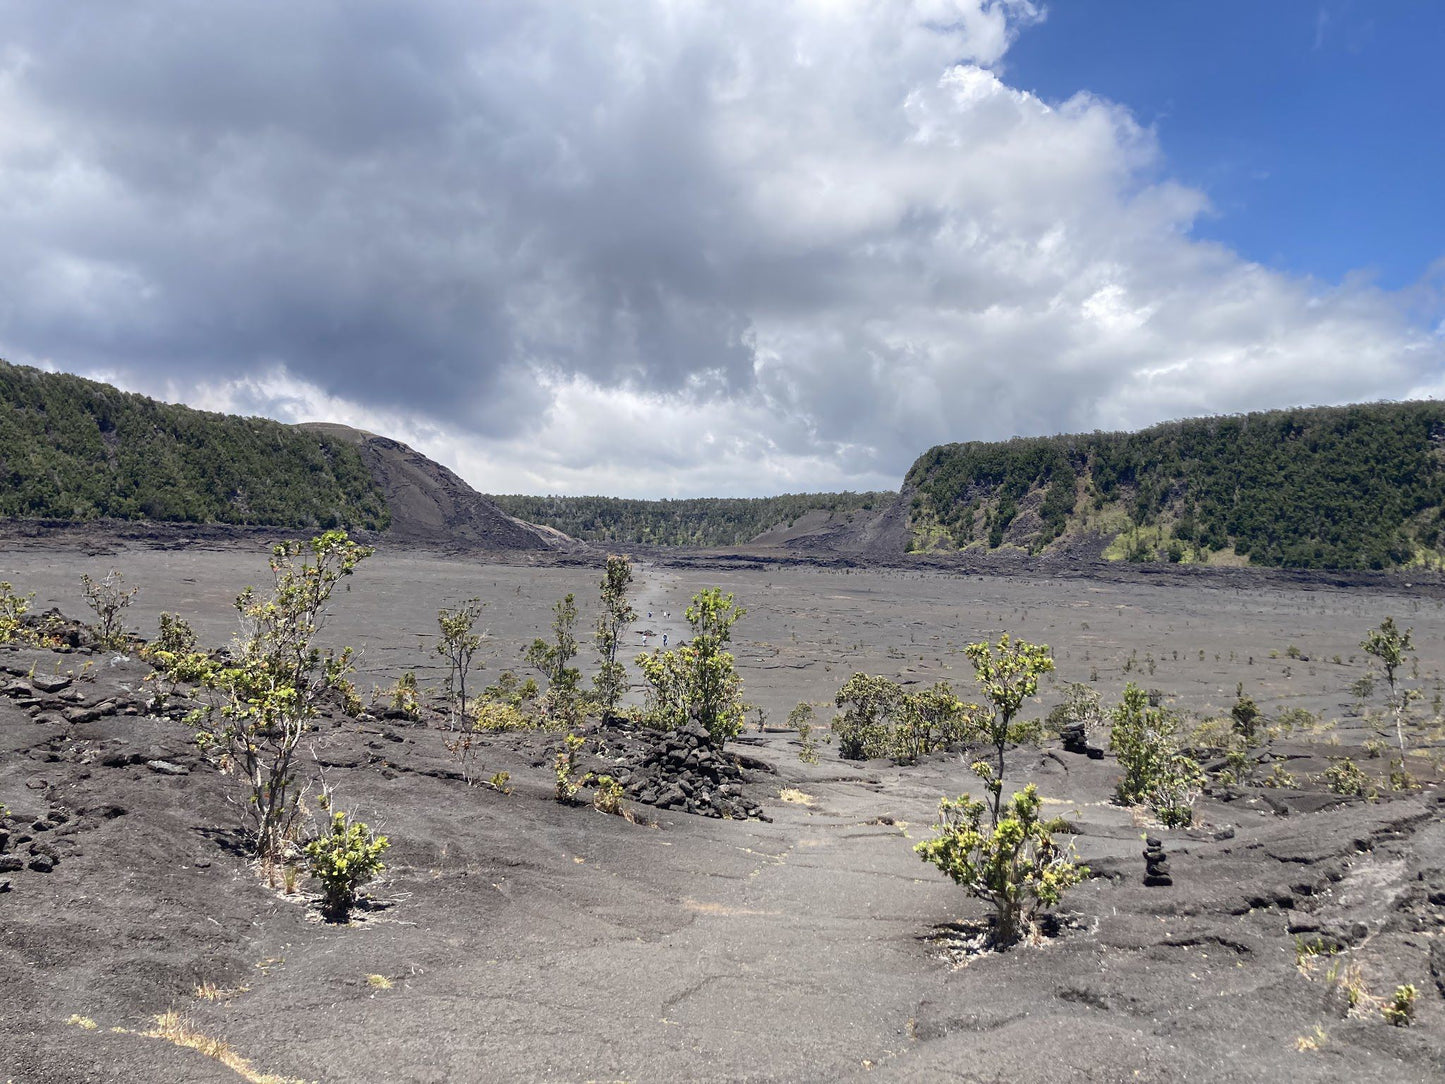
[635,588,746,744]
[305,801,389,922]
[436,598,484,731]
[80,569,138,650]
[1361,617,1418,766]
[192,531,372,860]
[592,555,636,711]
[526,593,582,722]
[1230,683,1260,742]
[915,634,1084,948]
[1109,682,1203,827]
[964,634,1055,826]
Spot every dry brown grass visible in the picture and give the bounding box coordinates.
[778,788,815,805]
[194,981,249,1002]
[138,1010,307,1084]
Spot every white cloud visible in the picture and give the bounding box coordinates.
[0,0,1440,497]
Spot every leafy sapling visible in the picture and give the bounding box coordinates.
[80,569,138,651]
[964,633,1055,826]
[915,634,1085,948]
[554,733,586,803]
[592,556,636,711]
[527,594,582,724]
[436,598,484,729]
[1109,682,1203,827]
[635,588,747,744]
[191,531,372,860]
[1361,617,1419,776]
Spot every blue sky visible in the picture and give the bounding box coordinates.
[1007,1,1445,289]
[1,2,1442,496]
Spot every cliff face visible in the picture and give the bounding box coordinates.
[296,423,572,551]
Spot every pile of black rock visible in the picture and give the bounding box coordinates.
[1142,836,1172,887]
[579,717,771,821]
[0,665,146,726]
[1060,721,1105,759]
[0,806,67,890]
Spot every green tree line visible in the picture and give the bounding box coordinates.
[906,401,1445,570]
[0,361,390,530]
[488,491,891,548]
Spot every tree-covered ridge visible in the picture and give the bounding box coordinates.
[488,492,891,548]
[906,401,1445,570]
[0,361,390,530]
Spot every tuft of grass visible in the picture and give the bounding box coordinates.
[66,1014,98,1031]
[365,974,393,990]
[195,981,249,1002]
[778,788,815,806]
[140,1010,307,1084]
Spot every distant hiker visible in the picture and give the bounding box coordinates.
[663,634,668,647]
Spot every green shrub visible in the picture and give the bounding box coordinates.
[0,582,34,644]
[1321,758,1374,798]
[833,675,974,764]
[1361,617,1418,764]
[1383,984,1417,1027]
[787,702,825,763]
[591,774,625,816]
[1260,763,1298,789]
[833,674,899,759]
[635,589,747,744]
[1109,682,1203,826]
[142,613,212,708]
[481,670,541,711]
[1230,684,1260,742]
[473,701,536,732]
[385,671,422,721]
[305,805,389,922]
[146,612,197,660]
[914,784,1087,946]
[915,635,1084,948]
[554,733,585,803]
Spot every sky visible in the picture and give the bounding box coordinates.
[1,1,1442,499]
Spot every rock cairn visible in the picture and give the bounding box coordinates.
[580,718,771,821]
[1060,721,1105,759]
[1142,836,1172,887]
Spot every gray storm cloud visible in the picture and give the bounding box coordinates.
[0,0,1440,496]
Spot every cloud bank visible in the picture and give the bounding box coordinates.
[1,1,1441,496]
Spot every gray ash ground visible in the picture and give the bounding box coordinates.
[2,537,1445,1082]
